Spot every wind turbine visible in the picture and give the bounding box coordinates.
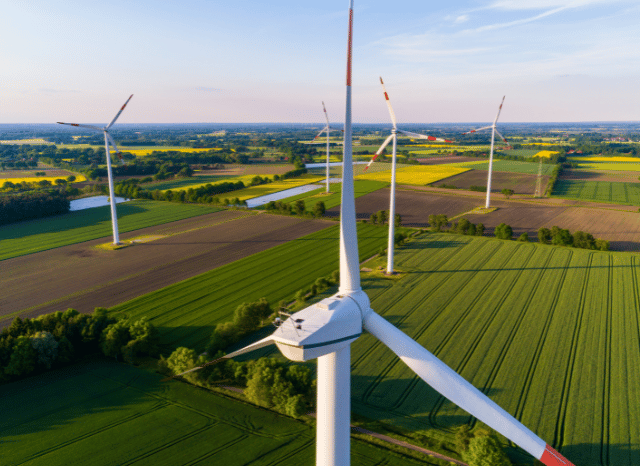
[170,3,574,466]
[57,95,133,245]
[366,77,452,274]
[312,102,341,193]
[462,96,509,209]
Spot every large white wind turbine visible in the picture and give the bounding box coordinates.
[366,78,452,274]
[312,102,341,193]
[462,96,509,209]
[171,3,574,466]
[57,95,133,245]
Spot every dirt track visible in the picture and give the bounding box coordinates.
[1,210,331,323]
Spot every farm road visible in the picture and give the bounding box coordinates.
[334,187,640,251]
[1,210,332,324]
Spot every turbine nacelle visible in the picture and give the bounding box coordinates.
[273,290,370,362]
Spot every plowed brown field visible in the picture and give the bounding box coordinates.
[434,170,549,195]
[1,211,331,324]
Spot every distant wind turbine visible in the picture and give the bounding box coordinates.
[168,3,575,466]
[57,95,133,245]
[462,96,509,209]
[366,77,452,274]
[312,102,341,193]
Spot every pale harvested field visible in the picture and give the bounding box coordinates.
[0,211,331,324]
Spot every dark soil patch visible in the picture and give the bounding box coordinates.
[559,168,640,183]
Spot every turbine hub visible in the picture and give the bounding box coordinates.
[272,290,370,361]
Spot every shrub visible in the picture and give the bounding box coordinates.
[517,232,529,242]
[494,223,513,240]
[475,223,485,236]
[537,227,551,244]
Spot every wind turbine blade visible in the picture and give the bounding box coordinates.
[322,101,331,126]
[379,77,397,129]
[398,130,452,143]
[57,122,102,131]
[493,95,506,124]
[363,311,575,466]
[106,133,125,164]
[462,125,492,135]
[106,94,133,129]
[314,126,329,141]
[364,134,394,171]
[338,0,360,294]
[161,336,274,382]
[494,128,508,144]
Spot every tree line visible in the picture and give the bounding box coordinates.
[0,308,159,383]
[0,190,70,225]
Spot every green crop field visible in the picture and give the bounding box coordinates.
[0,361,430,466]
[269,180,389,211]
[337,234,640,466]
[449,159,555,175]
[110,223,396,350]
[552,180,640,205]
[0,201,220,261]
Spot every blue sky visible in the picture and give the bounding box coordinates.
[1,0,638,124]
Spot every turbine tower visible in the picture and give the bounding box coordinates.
[312,102,341,193]
[365,78,452,274]
[462,96,508,209]
[171,3,574,465]
[58,95,133,245]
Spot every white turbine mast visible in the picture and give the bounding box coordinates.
[57,95,133,245]
[366,77,452,274]
[170,3,574,466]
[462,96,509,209]
[312,102,341,193]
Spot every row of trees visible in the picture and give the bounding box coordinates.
[369,210,401,227]
[160,351,315,418]
[264,199,326,218]
[538,226,610,250]
[0,308,159,383]
[0,190,70,225]
[114,179,246,205]
[428,214,485,236]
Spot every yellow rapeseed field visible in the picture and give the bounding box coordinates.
[124,147,222,157]
[356,165,470,185]
[533,150,559,158]
[1,174,87,185]
[568,156,640,163]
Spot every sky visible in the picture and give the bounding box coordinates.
[1,0,638,124]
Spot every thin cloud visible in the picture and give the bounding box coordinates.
[454,15,470,24]
[488,0,627,10]
[462,6,569,33]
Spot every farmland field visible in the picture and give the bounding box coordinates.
[499,148,541,157]
[356,165,470,186]
[109,223,394,350]
[0,361,431,466]
[143,174,255,191]
[227,174,325,201]
[273,180,389,211]
[326,187,482,226]
[0,200,221,260]
[1,212,331,322]
[348,234,640,465]
[448,159,555,175]
[552,180,640,205]
[432,170,548,195]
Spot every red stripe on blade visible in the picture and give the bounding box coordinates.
[384,92,390,101]
[540,445,574,466]
[427,136,436,141]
